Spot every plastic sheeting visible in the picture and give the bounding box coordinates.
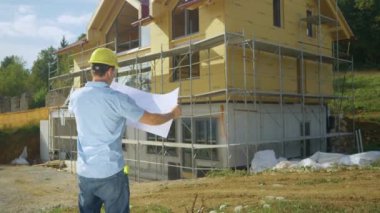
[250,150,380,173]
[11,146,29,165]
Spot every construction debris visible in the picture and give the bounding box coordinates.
[250,150,380,173]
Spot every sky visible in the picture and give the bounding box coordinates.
[0,0,100,69]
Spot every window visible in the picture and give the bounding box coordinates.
[182,118,218,161]
[106,3,139,52]
[306,10,313,37]
[117,63,151,92]
[106,2,152,53]
[147,122,177,156]
[273,0,282,27]
[172,0,199,39]
[172,52,200,81]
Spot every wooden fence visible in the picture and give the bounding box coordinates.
[0,107,49,129]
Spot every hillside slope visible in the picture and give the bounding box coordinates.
[332,71,380,150]
[130,167,380,212]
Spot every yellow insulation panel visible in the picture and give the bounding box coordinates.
[0,108,49,129]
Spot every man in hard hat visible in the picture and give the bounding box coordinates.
[69,48,181,213]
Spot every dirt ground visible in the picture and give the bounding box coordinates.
[0,165,77,213]
[1,165,380,212]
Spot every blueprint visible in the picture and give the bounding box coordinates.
[110,81,179,138]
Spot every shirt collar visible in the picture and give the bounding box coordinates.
[85,81,109,88]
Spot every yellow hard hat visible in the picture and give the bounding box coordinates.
[88,48,119,68]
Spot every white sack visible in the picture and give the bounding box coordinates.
[250,150,278,173]
[11,146,29,165]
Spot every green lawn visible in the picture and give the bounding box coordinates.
[331,71,380,122]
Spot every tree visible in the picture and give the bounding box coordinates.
[77,33,86,41]
[28,47,57,107]
[1,55,25,70]
[0,56,29,97]
[57,35,77,75]
[30,47,57,88]
[60,36,69,48]
[338,0,380,69]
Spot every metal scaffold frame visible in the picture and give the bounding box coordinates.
[48,0,356,181]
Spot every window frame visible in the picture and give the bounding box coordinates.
[172,1,199,39]
[146,122,177,156]
[182,117,218,161]
[117,64,152,92]
[300,121,311,137]
[172,52,200,82]
[106,2,152,53]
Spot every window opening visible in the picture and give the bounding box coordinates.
[147,122,177,156]
[172,52,200,81]
[117,64,151,92]
[307,10,313,37]
[106,2,140,52]
[273,0,282,27]
[182,118,218,161]
[172,0,199,39]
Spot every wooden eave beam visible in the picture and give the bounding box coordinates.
[178,0,211,10]
[131,16,154,27]
[325,0,354,40]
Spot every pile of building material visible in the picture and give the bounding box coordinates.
[251,150,380,173]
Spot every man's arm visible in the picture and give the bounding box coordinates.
[139,105,181,125]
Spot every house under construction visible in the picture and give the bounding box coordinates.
[48,0,356,180]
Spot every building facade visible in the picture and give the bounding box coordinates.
[49,0,355,180]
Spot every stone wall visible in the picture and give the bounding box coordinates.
[0,96,11,113]
[10,96,20,112]
[20,93,32,111]
[0,93,31,113]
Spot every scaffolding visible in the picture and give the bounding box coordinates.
[48,0,356,180]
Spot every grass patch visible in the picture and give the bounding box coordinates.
[0,124,39,136]
[331,71,380,114]
[206,169,249,178]
[250,200,345,213]
[371,160,380,167]
[131,204,172,213]
[296,177,345,185]
[206,200,380,213]
[47,204,172,213]
[45,205,78,213]
[331,71,380,150]
[46,205,105,213]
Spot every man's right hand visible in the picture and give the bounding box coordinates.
[139,105,181,125]
[170,105,181,119]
